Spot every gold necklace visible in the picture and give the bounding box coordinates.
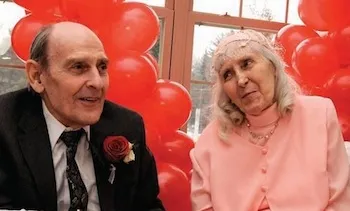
[246,118,280,145]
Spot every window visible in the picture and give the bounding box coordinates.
[148,18,163,77]
[187,83,212,140]
[0,67,26,95]
[124,0,165,7]
[0,1,25,67]
[0,1,26,94]
[0,47,26,94]
[193,0,240,16]
[287,0,304,25]
[192,25,236,82]
[0,1,25,30]
[0,47,24,67]
[188,25,237,140]
[242,0,287,22]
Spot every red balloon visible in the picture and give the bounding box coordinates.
[337,106,350,141]
[309,86,328,97]
[144,53,159,73]
[323,69,350,140]
[157,162,191,211]
[13,0,60,14]
[285,66,303,84]
[275,25,319,65]
[298,0,328,31]
[145,125,164,160]
[140,80,192,135]
[298,0,350,31]
[108,2,160,52]
[59,0,117,29]
[106,51,158,107]
[318,0,350,30]
[324,68,350,103]
[292,37,339,87]
[94,28,121,59]
[158,130,194,175]
[339,116,350,141]
[11,14,58,61]
[329,26,350,68]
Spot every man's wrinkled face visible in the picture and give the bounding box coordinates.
[36,23,109,128]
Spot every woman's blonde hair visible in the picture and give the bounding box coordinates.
[209,29,301,141]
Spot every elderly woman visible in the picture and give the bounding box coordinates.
[190,29,350,211]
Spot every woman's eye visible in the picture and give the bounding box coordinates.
[242,59,253,69]
[223,70,233,80]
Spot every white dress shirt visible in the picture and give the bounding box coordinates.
[42,101,101,211]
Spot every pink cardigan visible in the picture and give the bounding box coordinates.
[190,95,350,211]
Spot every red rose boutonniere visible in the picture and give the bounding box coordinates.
[103,136,135,164]
[103,136,135,184]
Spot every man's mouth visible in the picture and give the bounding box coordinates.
[79,97,101,102]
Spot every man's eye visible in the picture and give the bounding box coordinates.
[99,63,108,71]
[72,63,85,69]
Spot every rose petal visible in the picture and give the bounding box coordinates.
[103,136,133,162]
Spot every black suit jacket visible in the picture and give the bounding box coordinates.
[0,89,165,211]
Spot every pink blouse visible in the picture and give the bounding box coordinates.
[190,95,350,211]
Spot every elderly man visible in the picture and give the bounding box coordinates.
[0,21,164,211]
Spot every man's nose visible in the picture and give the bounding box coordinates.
[86,68,104,89]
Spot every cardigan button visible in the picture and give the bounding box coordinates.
[261,167,267,174]
[261,186,268,192]
[261,147,268,155]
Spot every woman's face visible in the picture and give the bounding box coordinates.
[218,50,276,116]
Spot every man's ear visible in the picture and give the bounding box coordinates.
[25,59,44,93]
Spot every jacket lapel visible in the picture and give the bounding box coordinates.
[90,107,138,211]
[90,103,139,211]
[17,95,57,211]
[90,125,115,211]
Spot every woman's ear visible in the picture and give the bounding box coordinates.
[25,60,44,93]
[269,61,277,77]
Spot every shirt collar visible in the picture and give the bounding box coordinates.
[42,100,90,150]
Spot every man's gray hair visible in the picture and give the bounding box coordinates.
[29,24,54,70]
[27,24,53,94]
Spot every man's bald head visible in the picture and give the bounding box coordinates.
[52,21,97,34]
[29,21,104,71]
[26,21,109,128]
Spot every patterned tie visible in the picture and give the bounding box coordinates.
[60,129,88,211]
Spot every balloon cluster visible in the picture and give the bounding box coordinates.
[11,0,193,210]
[275,0,350,140]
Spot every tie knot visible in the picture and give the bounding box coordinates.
[60,129,85,149]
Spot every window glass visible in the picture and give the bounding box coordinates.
[193,0,240,16]
[187,83,212,141]
[192,25,237,82]
[242,0,287,22]
[287,0,304,24]
[0,67,26,95]
[124,0,165,7]
[0,1,26,66]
